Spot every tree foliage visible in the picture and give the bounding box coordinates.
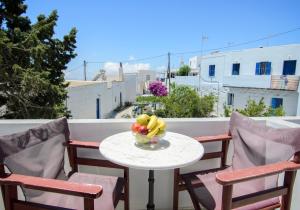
[138,85,216,118]
[0,0,77,118]
[177,65,191,76]
[224,98,285,117]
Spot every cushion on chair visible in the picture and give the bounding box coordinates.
[28,172,124,210]
[188,112,300,210]
[0,118,69,200]
[183,168,279,210]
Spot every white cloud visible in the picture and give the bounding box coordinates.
[128,55,135,60]
[103,62,151,75]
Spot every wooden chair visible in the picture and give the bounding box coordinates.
[173,112,300,210]
[0,118,129,210]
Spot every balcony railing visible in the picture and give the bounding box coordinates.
[224,75,300,91]
[223,75,271,89]
[271,75,300,91]
[0,117,300,210]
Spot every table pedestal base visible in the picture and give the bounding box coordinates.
[147,170,155,210]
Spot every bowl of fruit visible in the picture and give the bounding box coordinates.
[131,114,166,145]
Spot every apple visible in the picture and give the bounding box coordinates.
[131,123,141,133]
[136,114,150,125]
[138,125,148,135]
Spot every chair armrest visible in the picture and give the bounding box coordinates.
[0,174,102,199]
[194,134,231,143]
[216,161,300,186]
[68,140,126,169]
[68,140,100,149]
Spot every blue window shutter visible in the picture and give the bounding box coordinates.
[266,62,271,75]
[255,63,260,75]
[283,60,297,75]
[271,98,276,108]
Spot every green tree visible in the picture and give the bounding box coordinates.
[177,65,191,76]
[0,0,77,119]
[224,98,285,117]
[137,85,216,117]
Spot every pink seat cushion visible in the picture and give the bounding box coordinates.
[186,167,279,210]
[28,172,123,210]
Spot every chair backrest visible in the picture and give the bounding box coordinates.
[0,117,70,200]
[229,112,300,192]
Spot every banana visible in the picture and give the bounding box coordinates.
[157,119,166,130]
[147,115,158,130]
[147,124,160,138]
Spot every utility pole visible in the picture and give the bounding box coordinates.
[199,35,208,96]
[167,52,171,92]
[83,60,87,81]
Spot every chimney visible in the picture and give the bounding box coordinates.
[119,62,124,81]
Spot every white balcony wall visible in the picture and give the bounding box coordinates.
[0,118,300,209]
[223,75,271,88]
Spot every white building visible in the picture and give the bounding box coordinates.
[187,44,300,116]
[66,80,126,119]
[136,70,157,94]
[67,71,137,119]
[67,66,158,119]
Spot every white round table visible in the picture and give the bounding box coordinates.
[99,131,204,210]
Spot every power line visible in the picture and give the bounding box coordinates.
[65,27,300,74]
[121,53,167,63]
[65,64,83,72]
[173,27,300,55]
[85,53,167,64]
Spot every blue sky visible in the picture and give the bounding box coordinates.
[25,0,300,80]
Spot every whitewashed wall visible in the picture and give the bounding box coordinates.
[137,70,157,95]
[67,81,125,119]
[228,87,299,116]
[124,73,137,103]
[186,44,300,116]
[189,44,300,83]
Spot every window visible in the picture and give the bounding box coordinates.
[232,63,240,75]
[271,98,283,109]
[283,60,297,75]
[227,93,234,105]
[146,75,151,81]
[255,62,271,75]
[209,65,215,77]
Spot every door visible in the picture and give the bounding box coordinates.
[96,98,101,119]
[120,92,123,107]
